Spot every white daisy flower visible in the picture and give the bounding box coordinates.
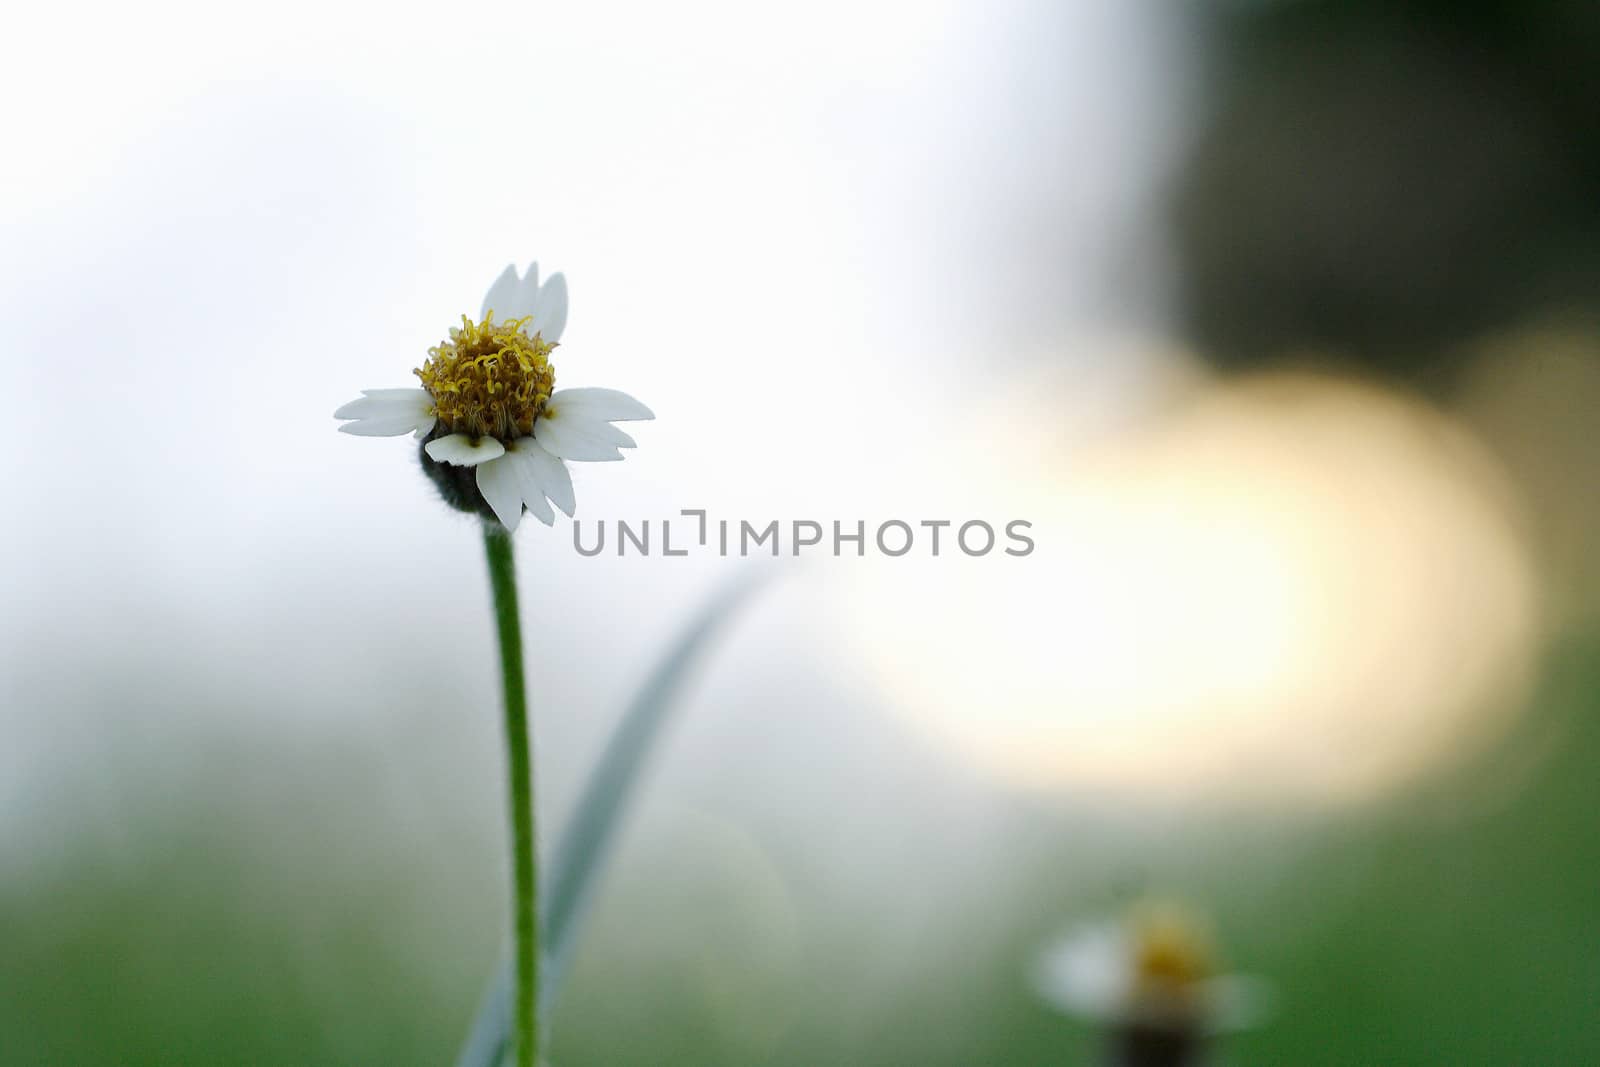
[1033,903,1273,1037]
[334,262,653,532]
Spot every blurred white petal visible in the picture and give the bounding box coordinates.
[480,263,521,321]
[512,261,542,321]
[1033,921,1132,1021]
[531,272,567,342]
[1202,975,1277,1034]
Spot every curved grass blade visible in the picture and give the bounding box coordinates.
[454,952,513,1067]
[455,568,773,1067]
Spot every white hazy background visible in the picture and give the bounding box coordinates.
[3,0,1187,840]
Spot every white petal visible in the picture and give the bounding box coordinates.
[425,433,506,467]
[546,386,653,422]
[520,487,555,526]
[512,261,542,321]
[360,387,431,402]
[532,405,635,461]
[475,455,526,533]
[412,415,437,439]
[529,272,567,343]
[514,440,576,517]
[480,264,521,321]
[335,389,435,437]
[1033,923,1132,1021]
[333,388,433,421]
[509,450,556,526]
[339,415,431,437]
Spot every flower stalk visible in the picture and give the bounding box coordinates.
[483,525,539,1067]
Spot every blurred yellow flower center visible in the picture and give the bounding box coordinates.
[415,313,556,440]
[1132,912,1213,990]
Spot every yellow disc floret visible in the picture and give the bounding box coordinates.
[1131,903,1214,995]
[415,313,556,440]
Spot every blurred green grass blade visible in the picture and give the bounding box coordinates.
[542,570,770,998]
[455,569,772,1067]
[454,954,513,1067]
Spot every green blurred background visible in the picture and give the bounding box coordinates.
[4,640,1597,1064]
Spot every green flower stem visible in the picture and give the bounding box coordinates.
[482,525,538,1067]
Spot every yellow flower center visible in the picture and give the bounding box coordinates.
[414,313,556,440]
[1132,909,1214,992]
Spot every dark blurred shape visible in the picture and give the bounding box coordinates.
[1109,1020,1203,1067]
[1172,0,1600,389]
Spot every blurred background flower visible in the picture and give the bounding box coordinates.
[2,0,1597,1064]
[1034,900,1272,1065]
